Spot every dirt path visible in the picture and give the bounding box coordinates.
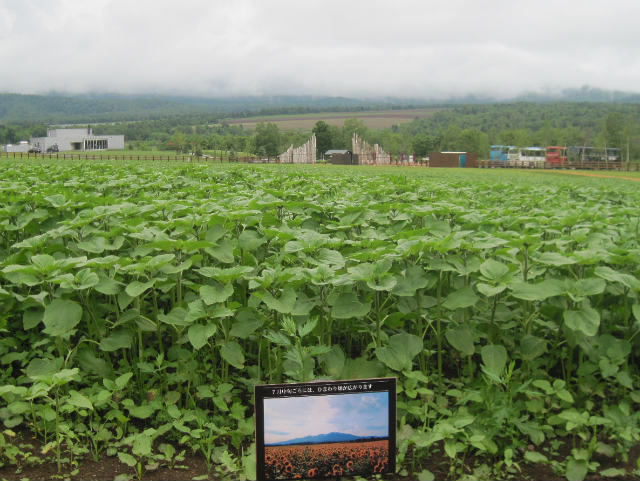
[538,170,640,181]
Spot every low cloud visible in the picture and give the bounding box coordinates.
[1,0,639,98]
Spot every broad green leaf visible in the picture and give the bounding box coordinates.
[199,283,234,305]
[129,405,155,419]
[316,248,345,268]
[524,451,548,463]
[23,309,43,330]
[205,239,235,264]
[442,286,478,310]
[594,266,640,291]
[445,326,475,356]
[476,282,506,297]
[188,323,217,350]
[132,434,152,457]
[330,292,371,319]
[115,373,134,390]
[375,332,423,371]
[534,252,576,266]
[481,344,507,375]
[479,259,510,281]
[229,310,264,339]
[570,278,606,297]
[99,330,132,352]
[321,346,346,378]
[42,299,83,337]
[220,341,245,369]
[509,279,564,301]
[565,458,588,481]
[519,335,547,361]
[125,279,155,298]
[564,307,600,337]
[67,390,93,410]
[238,229,266,251]
[158,307,191,327]
[262,287,296,314]
[118,452,137,467]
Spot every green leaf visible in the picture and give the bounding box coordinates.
[229,311,264,339]
[375,332,423,371]
[481,344,507,375]
[519,334,547,361]
[42,299,83,337]
[220,341,245,369]
[94,274,122,295]
[115,373,134,390]
[565,457,588,481]
[442,286,478,310]
[199,283,234,305]
[479,259,510,281]
[534,252,576,266]
[509,279,564,301]
[125,279,155,298]
[23,309,43,330]
[417,469,435,481]
[600,468,627,478]
[132,434,152,457]
[205,239,235,263]
[188,323,217,350]
[238,229,266,251]
[67,390,93,410]
[476,282,506,297]
[129,405,155,419]
[262,287,297,314]
[99,329,132,352]
[595,266,640,290]
[316,248,345,268]
[445,326,475,356]
[564,307,600,337]
[331,292,371,319]
[524,451,548,463]
[118,452,138,467]
[158,307,191,327]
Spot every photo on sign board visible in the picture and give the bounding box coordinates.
[254,378,396,481]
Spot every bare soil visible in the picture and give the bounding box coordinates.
[1,431,638,481]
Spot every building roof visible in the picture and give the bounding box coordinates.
[325,149,351,155]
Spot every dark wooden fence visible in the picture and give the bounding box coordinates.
[0,151,279,163]
[477,160,640,171]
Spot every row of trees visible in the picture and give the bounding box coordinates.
[2,104,638,161]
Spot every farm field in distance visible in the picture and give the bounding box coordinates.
[0,160,639,481]
[225,108,442,130]
[264,439,389,479]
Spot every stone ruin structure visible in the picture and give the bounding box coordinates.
[278,133,317,164]
[352,133,391,165]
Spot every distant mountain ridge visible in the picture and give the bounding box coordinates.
[266,432,386,446]
[2,86,640,123]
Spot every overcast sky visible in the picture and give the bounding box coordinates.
[1,0,639,99]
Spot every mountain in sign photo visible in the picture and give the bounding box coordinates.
[266,432,386,446]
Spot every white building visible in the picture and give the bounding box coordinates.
[2,141,31,153]
[30,127,124,152]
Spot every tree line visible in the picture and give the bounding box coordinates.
[2,102,639,161]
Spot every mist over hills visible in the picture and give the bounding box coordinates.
[1,86,639,124]
[266,432,387,446]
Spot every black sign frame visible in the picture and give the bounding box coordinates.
[254,377,396,481]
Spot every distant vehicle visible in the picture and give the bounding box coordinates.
[489,145,514,163]
[546,146,567,164]
[567,146,621,163]
[28,147,42,153]
[46,144,59,153]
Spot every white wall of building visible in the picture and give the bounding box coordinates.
[30,128,124,152]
